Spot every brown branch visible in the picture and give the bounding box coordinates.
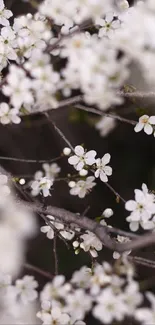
[128,256,155,269]
[24,263,53,280]
[75,104,136,125]
[0,155,62,164]
[21,201,155,253]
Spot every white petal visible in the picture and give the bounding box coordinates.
[68,155,79,165]
[47,229,54,239]
[95,169,100,178]
[125,200,137,211]
[76,161,84,171]
[41,226,50,233]
[144,123,153,135]
[102,153,111,165]
[134,122,144,133]
[129,221,139,232]
[149,116,155,124]
[104,166,112,176]
[74,145,84,156]
[100,171,108,182]
[135,189,145,204]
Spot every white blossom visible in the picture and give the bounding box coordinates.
[69,176,96,198]
[0,0,13,26]
[95,153,112,182]
[41,306,70,325]
[15,275,38,305]
[41,275,71,302]
[31,177,53,197]
[65,289,92,321]
[80,230,102,257]
[68,145,96,171]
[97,13,121,39]
[43,163,61,180]
[125,183,155,231]
[96,116,117,137]
[0,103,21,124]
[134,115,155,135]
[135,292,155,324]
[93,286,127,324]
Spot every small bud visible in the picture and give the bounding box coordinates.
[102,208,113,218]
[19,178,26,185]
[73,241,79,248]
[68,181,76,188]
[79,169,88,176]
[75,249,80,255]
[63,147,71,156]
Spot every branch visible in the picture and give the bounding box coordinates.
[128,256,155,269]
[0,155,62,164]
[24,263,54,280]
[75,104,136,125]
[22,201,155,253]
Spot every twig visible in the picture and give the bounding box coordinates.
[23,96,82,117]
[24,263,53,280]
[53,234,58,275]
[104,182,126,204]
[44,112,74,151]
[0,155,62,164]
[75,104,136,125]
[128,256,155,269]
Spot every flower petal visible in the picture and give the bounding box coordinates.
[74,145,84,156]
[104,166,112,176]
[100,171,108,182]
[144,123,153,135]
[68,155,79,165]
[149,116,155,124]
[102,153,111,165]
[134,122,144,133]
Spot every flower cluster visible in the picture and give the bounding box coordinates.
[41,214,76,241]
[125,183,155,231]
[30,162,61,197]
[68,145,112,198]
[0,271,38,322]
[37,260,146,324]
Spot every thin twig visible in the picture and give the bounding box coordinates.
[0,155,62,164]
[75,104,136,125]
[128,256,155,269]
[24,263,53,280]
[104,182,126,204]
[53,234,58,275]
[44,112,74,151]
[23,96,82,117]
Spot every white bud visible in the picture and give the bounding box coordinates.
[79,169,88,176]
[73,241,79,248]
[19,178,26,185]
[68,181,76,188]
[102,208,113,218]
[63,147,71,156]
